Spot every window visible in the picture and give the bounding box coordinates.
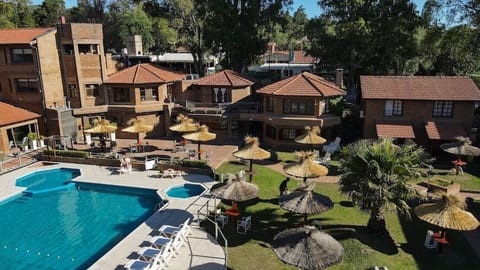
[113,87,130,102]
[85,84,99,97]
[433,101,453,118]
[11,48,33,63]
[322,99,330,113]
[283,99,314,115]
[16,78,38,92]
[78,44,98,54]
[384,100,403,116]
[166,84,174,102]
[63,44,74,55]
[281,128,297,140]
[68,84,78,98]
[140,87,159,101]
[266,96,273,112]
[265,125,276,139]
[213,87,227,103]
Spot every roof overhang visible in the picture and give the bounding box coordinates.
[376,121,415,139]
[425,121,468,140]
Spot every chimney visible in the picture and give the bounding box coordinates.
[60,16,66,24]
[335,68,344,89]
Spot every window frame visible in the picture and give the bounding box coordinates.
[283,98,315,115]
[113,87,130,102]
[432,101,453,118]
[85,84,99,97]
[11,48,34,63]
[16,78,38,93]
[384,99,403,116]
[140,87,159,102]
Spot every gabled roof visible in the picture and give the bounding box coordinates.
[264,50,316,64]
[105,63,185,84]
[361,76,480,101]
[193,70,254,87]
[256,72,346,97]
[0,102,40,126]
[0,28,54,44]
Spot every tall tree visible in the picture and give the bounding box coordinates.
[0,0,35,28]
[69,0,106,23]
[339,138,431,234]
[34,0,66,27]
[204,0,291,72]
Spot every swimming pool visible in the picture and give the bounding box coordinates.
[0,168,159,269]
[16,168,81,194]
[166,183,206,198]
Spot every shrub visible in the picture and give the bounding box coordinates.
[43,149,89,158]
[181,159,209,168]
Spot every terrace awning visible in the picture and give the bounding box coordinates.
[376,121,415,139]
[425,121,468,140]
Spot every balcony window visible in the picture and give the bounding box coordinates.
[266,125,276,139]
[266,96,274,112]
[16,78,38,93]
[281,128,300,140]
[433,101,453,118]
[113,87,130,102]
[140,87,159,101]
[213,87,227,103]
[283,99,314,115]
[384,100,403,116]
[11,48,33,63]
[78,44,98,54]
[85,84,99,97]
[322,99,330,113]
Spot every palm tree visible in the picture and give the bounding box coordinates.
[339,138,431,234]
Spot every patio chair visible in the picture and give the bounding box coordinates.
[237,216,252,235]
[424,230,438,249]
[317,151,331,165]
[125,250,163,270]
[322,137,341,154]
[137,241,174,270]
[158,218,191,241]
[215,209,228,228]
[150,231,185,255]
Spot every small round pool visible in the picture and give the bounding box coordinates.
[166,183,206,198]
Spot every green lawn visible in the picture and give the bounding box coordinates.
[208,159,480,270]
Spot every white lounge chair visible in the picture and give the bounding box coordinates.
[125,250,163,270]
[158,218,191,241]
[150,231,185,255]
[322,137,341,154]
[424,230,438,249]
[237,216,252,235]
[137,241,174,270]
[316,151,331,165]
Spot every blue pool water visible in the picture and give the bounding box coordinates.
[0,168,159,270]
[166,183,206,198]
[16,168,81,195]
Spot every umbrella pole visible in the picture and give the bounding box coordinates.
[197,143,201,160]
[304,213,308,225]
[249,159,253,182]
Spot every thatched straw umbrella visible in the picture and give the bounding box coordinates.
[210,173,259,202]
[169,114,199,133]
[232,136,271,181]
[182,125,216,160]
[272,226,344,270]
[440,136,480,158]
[121,119,153,143]
[283,151,328,184]
[415,194,479,231]
[84,119,117,134]
[279,184,333,224]
[294,126,326,150]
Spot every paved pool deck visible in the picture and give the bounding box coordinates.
[0,162,226,270]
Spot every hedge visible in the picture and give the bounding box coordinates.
[42,149,89,158]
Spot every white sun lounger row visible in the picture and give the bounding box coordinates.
[124,218,192,270]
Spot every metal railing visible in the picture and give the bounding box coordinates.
[196,196,228,266]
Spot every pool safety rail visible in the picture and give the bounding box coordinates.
[154,200,169,212]
[196,196,228,265]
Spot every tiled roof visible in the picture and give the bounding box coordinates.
[361,76,480,101]
[0,28,54,44]
[0,102,40,126]
[425,121,468,140]
[194,70,254,87]
[257,72,346,97]
[263,50,316,64]
[376,121,415,139]
[105,63,185,84]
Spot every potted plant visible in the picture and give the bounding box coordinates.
[28,132,38,150]
[22,139,29,151]
[38,135,46,148]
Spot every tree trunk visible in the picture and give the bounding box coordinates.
[367,206,387,234]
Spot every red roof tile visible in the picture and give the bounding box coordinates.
[376,121,415,139]
[425,121,468,140]
[0,102,40,126]
[0,28,54,44]
[263,50,316,64]
[361,76,480,101]
[194,70,254,87]
[105,63,185,84]
[257,72,346,97]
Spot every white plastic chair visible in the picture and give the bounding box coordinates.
[215,209,228,228]
[237,216,252,234]
[158,218,191,241]
[424,230,438,249]
[137,241,174,270]
[125,249,164,270]
[322,137,341,154]
[317,152,331,165]
[151,231,185,255]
